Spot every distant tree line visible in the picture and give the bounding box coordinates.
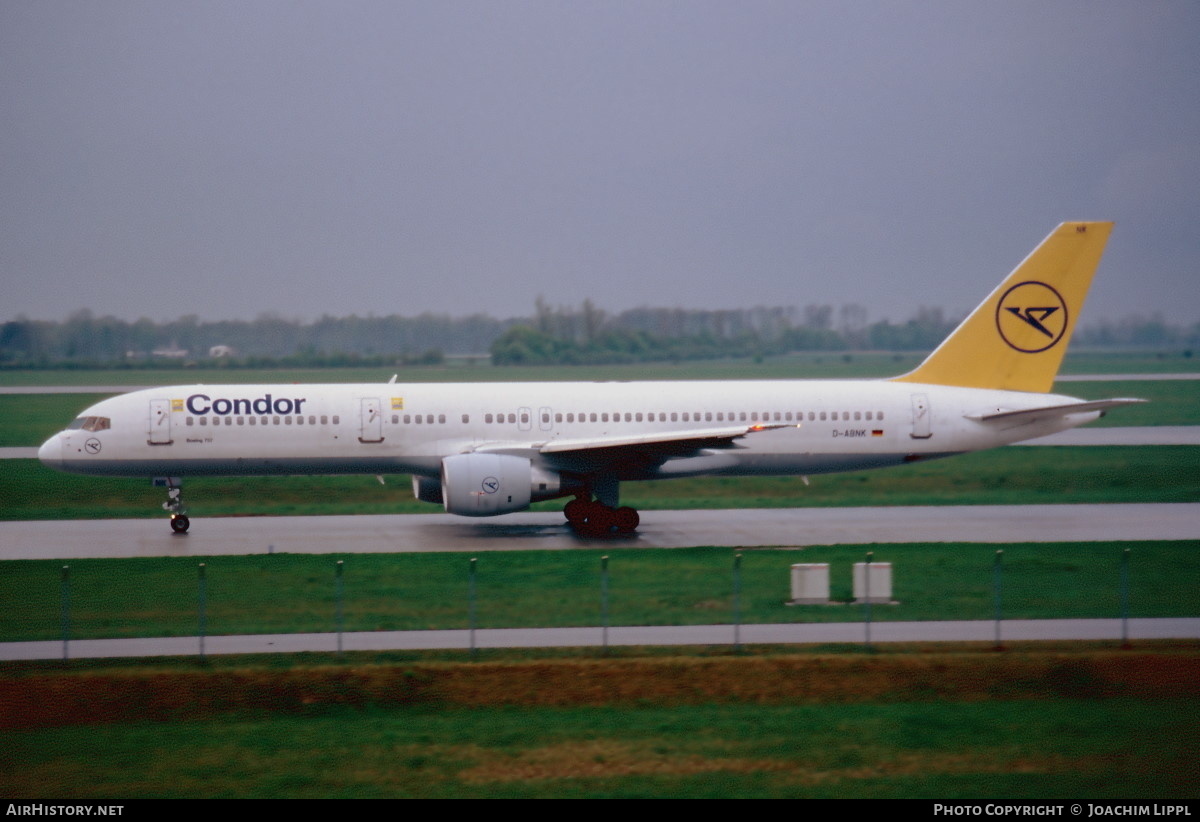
[489,301,1200,365]
[0,310,502,368]
[1,303,1196,368]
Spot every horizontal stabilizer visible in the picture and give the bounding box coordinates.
[967,398,1145,424]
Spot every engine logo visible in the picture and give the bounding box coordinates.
[481,476,499,494]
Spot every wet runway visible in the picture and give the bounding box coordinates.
[2,502,1197,560]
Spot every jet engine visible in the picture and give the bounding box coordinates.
[440,453,575,516]
[411,474,443,505]
[441,453,532,516]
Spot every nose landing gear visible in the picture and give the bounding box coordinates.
[156,477,189,534]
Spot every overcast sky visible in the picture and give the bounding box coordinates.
[3,1,1198,326]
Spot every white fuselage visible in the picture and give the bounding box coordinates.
[38,379,1098,483]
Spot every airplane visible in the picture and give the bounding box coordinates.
[38,222,1142,536]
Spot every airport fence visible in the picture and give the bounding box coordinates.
[5,541,1198,659]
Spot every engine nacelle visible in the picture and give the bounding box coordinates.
[411,474,443,505]
[441,453,533,517]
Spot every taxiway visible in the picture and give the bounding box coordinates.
[1,502,1197,560]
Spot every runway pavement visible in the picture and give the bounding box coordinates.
[4,618,1197,661]
[1,502,1197,560]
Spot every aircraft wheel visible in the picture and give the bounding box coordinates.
[578,502,615,536]
[563,498,589,526]
[170,514,190,534]
[613,506,640,533]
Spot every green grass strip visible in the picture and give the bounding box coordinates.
[3,541,1197,641]
[2,698,1195,798]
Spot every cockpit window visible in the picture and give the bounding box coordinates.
[69,416,111,432]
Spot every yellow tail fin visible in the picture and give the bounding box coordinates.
[892,222,1113,393]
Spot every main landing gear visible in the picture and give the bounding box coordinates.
[157,477,189,534]
[563,496,640,536]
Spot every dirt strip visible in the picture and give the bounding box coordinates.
[4,649,1199,728]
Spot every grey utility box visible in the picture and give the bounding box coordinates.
[789,563,830,604]
[853,562,893,603]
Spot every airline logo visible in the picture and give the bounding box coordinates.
[183,393,308,415]
[995,281,1068,353]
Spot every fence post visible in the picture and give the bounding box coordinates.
[1120,547,1131,649]
[993,549,1004,651]
[60,565,70,663]
[469,557,477,659]
[600,555,609,653]
[336,560,345,658]
[864,551,873,650]
[733,552,742,653]
[197,563,207,661]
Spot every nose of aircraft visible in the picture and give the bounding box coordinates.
[38,434,62,467]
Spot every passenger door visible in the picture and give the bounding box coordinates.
[359,397,384,443]
[910,393,932,439]
[148,399,172,445]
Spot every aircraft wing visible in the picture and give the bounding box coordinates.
[966,398,1145,425]
[471,423,794,474]
[535,423,793,454]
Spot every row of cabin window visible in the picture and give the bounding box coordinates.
[185,409,886,429]
[186,415,340,427]
[393,414,450,424]
[474,410,884,425]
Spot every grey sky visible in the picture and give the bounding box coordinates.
[3,1,1198,326]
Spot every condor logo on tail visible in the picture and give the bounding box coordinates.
[995,281,1068,353]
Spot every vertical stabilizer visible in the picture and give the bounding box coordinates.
[892,222,1113,393]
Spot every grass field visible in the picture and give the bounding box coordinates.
[3,541,1196,642]
[2,650,1197,798]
